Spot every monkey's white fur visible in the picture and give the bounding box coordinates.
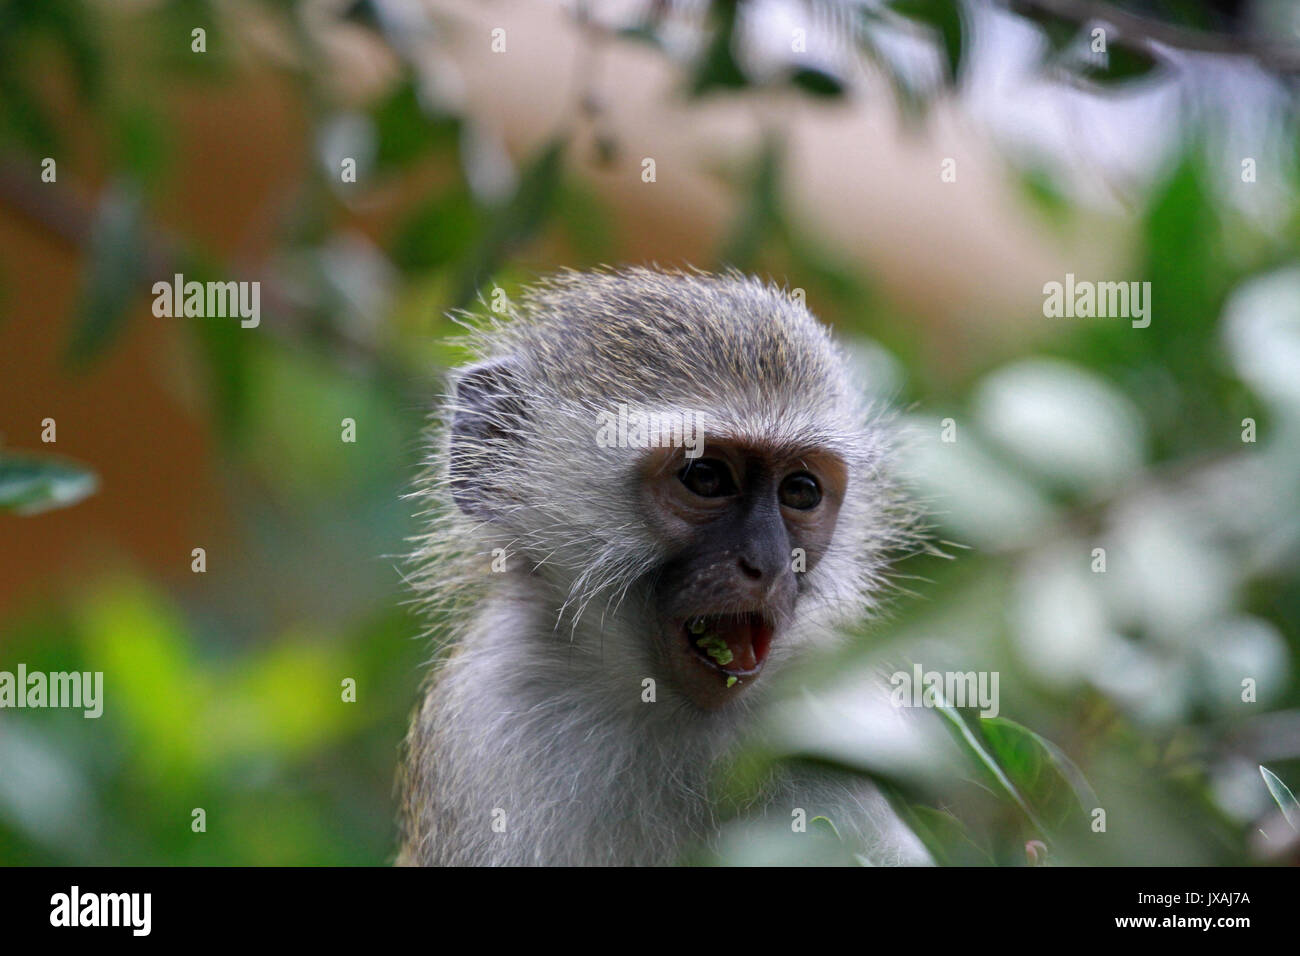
[399,267,929,865]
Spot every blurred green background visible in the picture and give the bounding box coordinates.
[1,0,1298,865]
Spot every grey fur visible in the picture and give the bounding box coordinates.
[398,267,926,866]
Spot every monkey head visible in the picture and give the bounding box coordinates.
[637,439,848,708]
[434,268,908,713]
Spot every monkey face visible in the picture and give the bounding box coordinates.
[638,439,847,710]
[439,279,898,716]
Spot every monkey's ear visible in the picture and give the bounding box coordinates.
[448,357,528,517]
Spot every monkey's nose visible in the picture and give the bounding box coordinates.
[738,556,764,580]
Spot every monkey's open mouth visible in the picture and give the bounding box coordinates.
[682,612,774,680]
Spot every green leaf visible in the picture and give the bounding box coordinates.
[0,452,99,515]
[192,301,253,442]
[1260,766,1299,829]
[931,700,1095,841]
[449,137,566,309]
[889,0,965,84]
[978,717,1093,833]
[370,78,460,171]
[154,0,226,77]
[1081,42,1160,85]
[809,814,841,839]
[36,0,104,101]
[931,702,1046,833]
[65,179,147,366]
[1018,164,1071,225]
[1020,5,1159,84]
[617,23,665,50]
[1031,10,1081,54]
[789,66,844,98]
[341,0,383,31]
[856,28,930,122]
[181,255,254,442]
[719,135,782,270]
[112,103,168,182]
[688,1,747,97]
[0,64,60,152]
[898,804,994,866]
[555,183,616,263]
[391,186,481,273]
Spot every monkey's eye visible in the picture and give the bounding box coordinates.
[779,472,821,510]
[678,458,737,498]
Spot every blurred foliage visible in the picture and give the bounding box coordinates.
[2,0,1299,865]
[0,450,98,516]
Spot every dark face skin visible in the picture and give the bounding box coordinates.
[638,440,847,710]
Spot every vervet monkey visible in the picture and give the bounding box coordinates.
[398,267,927,866]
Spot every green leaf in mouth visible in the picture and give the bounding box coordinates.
[696,634,733,666]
